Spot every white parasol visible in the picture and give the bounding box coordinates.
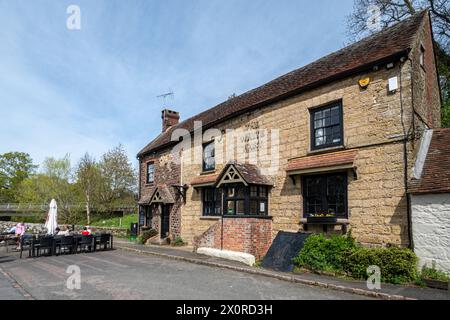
[45,199,58,235]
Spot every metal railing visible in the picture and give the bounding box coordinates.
[0,203,138,213]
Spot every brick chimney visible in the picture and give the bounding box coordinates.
[161,109,180,132]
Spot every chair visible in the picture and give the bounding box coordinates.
[19,236,35,259]
[94,234,112,251]
[33,236,54,257]
[55,236,74,255]
[76,235,93,253]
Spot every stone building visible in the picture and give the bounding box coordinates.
[137,11,444,259]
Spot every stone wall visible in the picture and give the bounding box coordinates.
[0,221,128,238]
[139,148,182,238]
[193,218,272,260]
[411,194,450,273]
[181,59,416,249]
[410,12,442,131]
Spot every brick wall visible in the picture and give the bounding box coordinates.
[193,218,272,260]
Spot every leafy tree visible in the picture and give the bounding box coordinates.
[98,145,137,209]
[0,152,37,202]
[347,0,450,127]
[17,155,81,223]
[75,153,102,224]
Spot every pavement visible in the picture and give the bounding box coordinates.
[113,239,450,300]
[0,246,371,300]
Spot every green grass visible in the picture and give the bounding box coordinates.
[90,213,138,228]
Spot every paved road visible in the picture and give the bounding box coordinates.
[0,250,370,300]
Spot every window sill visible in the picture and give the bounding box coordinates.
[201,170,216,175]
[145,183,155,187]
[200,216,222,221]
[308,145,345,156]
[300,218,349,225]
[223,215,273,220]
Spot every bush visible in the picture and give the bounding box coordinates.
[293,234,418,284]
[343,247,418,284]
[292,233,356,272]
[137,229,158,244]
[172,236,186,247]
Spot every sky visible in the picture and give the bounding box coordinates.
[0,0,355,169]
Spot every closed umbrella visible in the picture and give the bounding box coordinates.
[45,199,58,235]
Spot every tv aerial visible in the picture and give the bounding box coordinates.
[156,90,174,108]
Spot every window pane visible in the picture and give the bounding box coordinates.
[203,142,215,171]
[259,187,267,198]
[237,187,246,198]
[259,201,267,214]
[236,201,245,215]
[227,188,235,198]
[250,201,258,215]
[250,186,258,197]
[314,110,323,120]
[226,201,235,215]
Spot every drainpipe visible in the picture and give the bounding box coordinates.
[399,61,414,250]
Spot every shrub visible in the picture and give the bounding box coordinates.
[292,233,356,272]
[172,236,186,247]
[343,246,418,284]
[137,229,158,244]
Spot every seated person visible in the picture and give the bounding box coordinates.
[57,227,70,236]
[81,227,90,236]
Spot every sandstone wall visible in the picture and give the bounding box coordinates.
[180,59,416,248]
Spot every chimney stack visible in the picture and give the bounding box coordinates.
[161,109,180,132]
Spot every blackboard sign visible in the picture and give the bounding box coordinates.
[261,232,310,272]
[130,223,139,237]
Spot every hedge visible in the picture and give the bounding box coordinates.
[343,246,417,284]
[293,234,418,284]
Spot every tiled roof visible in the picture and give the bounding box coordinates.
[139,185,175,205]
[409,129,450,194]
[138,12,427,157]
[232,162,273,186]
[191,162,273,187]
[287,150,358,173]
[190,174,219,186]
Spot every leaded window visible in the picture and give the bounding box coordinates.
[303,173,348,219]
[223,185,268,216]
[202,188,222,216]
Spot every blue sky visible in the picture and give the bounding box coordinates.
[0,0,354,168]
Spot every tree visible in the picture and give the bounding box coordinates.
[0,152,37,202]
[98,145,137,210]
[347,0,450,127]
[17,154,81,223]
[75,153,102,224]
